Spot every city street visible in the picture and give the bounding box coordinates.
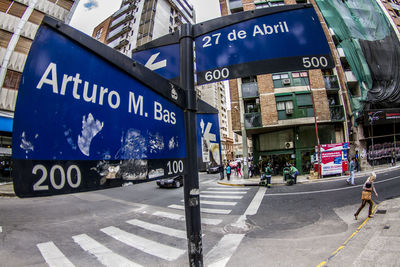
[0,168,400,266]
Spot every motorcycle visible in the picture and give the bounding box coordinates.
[283,167,294,186]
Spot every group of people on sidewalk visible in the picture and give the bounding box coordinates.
[222,160,299,186]
[223,160,242,181]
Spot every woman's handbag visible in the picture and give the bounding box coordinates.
[361,190,372,200]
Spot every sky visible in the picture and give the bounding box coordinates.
[69,0,221,35]
[69,0,229,106]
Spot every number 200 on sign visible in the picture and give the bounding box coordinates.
[32,164,81,191]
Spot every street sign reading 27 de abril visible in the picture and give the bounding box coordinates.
[194,6,334,84]
[132,5,334,85]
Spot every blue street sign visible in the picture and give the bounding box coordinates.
[12,18,186,197]
[131,44,180,84]
[194,6,334,84]
[196,113,221,171]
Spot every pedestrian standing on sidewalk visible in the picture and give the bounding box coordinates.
[346,157,356,185]
[236,161,242,177]
[219,164,224,180]
[355,150,360,172]
[225,163,231,181]
[354,172,378,220]
[289,163,299,184]
[264,163,273,188]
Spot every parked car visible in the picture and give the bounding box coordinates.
[207,165,220,174]
[156,175,183,188]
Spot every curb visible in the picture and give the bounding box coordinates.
[216,165,400,187]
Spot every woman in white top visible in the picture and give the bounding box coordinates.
[354,172,378,220]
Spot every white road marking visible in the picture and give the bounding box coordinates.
[152,211,222,226]
[200,179,218,185]
[168,204,231,214]
[126,219,186,239]
[201,194,243,199]
[265,176,400,196]
[0,226,2,233]
[205,234,245,267]
[101,226,185,261]
[206,187,267,267]
[72,234,141,267]
[181,199,237,206]
[37,241,75,267]
[201,190,247,194]
[206,187,250,191]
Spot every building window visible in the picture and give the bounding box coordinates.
[273,71,308,88]
[95,28,102,40]
[3,70,21,90]
[276,93,314,120]
[276,99,293,115]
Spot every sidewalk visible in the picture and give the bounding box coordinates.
[0,182,15,197]
[318,197,400,267]
[217,164,400,187]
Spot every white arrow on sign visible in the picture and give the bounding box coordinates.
[145,52,167,71]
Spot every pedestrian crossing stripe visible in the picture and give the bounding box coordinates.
[101,226,186,261]
[206,187,250,191]
[37,241,75,267]
[181,199,237,206]
[201,190,247,194]
[152,210,222,225]
[126,219,187,239]
[168,204,231,214]
[201,194,243,199]
[73,234,142,267]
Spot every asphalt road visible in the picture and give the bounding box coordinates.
[0,168,399,266]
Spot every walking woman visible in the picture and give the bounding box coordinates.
[354,172,378,220]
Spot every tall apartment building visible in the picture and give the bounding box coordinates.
[196,82,229,161]
[0,0,79,178]
[219,0,400,174]
[92,0,195,57]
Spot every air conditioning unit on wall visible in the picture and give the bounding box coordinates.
[283,79,291,85]
[285,142,294,149]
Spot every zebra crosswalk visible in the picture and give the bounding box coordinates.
[35,185,252,266]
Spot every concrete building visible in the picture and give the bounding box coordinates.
[0,0,79,178]
[219,0,400,175]
[92,0,195,57]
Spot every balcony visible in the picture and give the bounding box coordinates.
[113,3,131,18]
[337,47,345,58]
[244,112,262,128]
[110,13,133,30]
[330,105,345,121]
[323,75,339,90]
[345,70,357,83]
[114,39,129,50]
[107,25,131,42]
[242,82,259,98]
[229,0,243,10]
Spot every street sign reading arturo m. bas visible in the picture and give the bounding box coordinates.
[194,4,334,84]
[12,17,187,198]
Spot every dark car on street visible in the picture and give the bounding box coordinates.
[207,165,220,174]
[156,175,183,188]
